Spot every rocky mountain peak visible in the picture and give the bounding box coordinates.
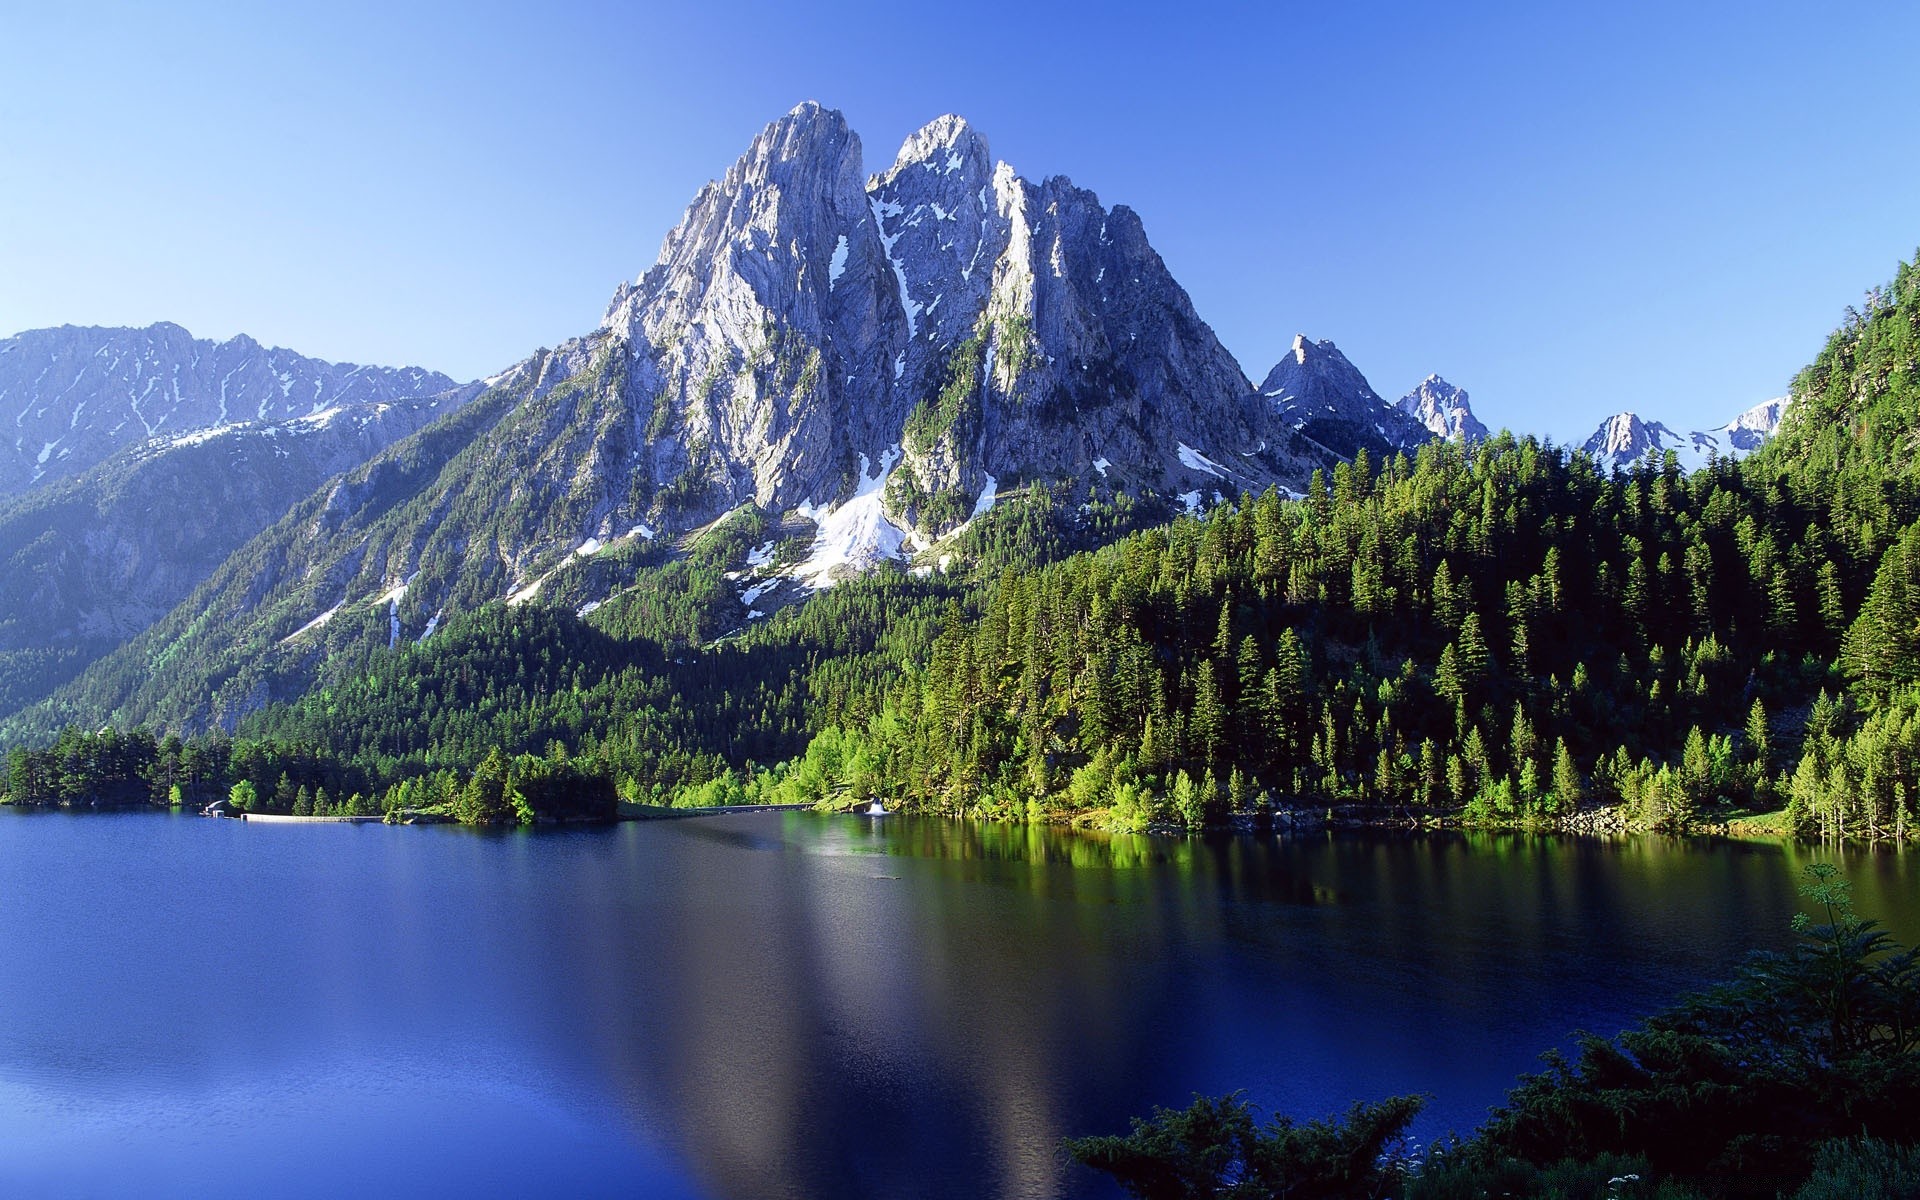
[1580,399,1790,473]
[1722,397,1788,450]
[875,114,993,188]
[1264,336,1377,399]
[1396,374,1489,444]
[1582,416,1674,462]
[427,104,1334,630]
[1258,337,1432,458]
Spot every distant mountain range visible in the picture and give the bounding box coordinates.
[1577,398,1791,472]
[0,323,462,495]
[0,383,481,716]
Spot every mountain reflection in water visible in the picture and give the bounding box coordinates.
[0,809,1910,1199]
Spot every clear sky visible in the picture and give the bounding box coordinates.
[3,0,1916,442]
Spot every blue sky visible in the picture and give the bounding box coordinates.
[3,1,1916,441]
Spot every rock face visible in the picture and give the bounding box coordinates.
[1256,336,1434,458]
[1580,398,1789,472]
[0,323,461,496]
[0,385,481,720]
[598,103,1321,551]
[1395,375,1488,444]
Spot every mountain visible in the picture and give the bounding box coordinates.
[1256,336,1435,458]
[4,103,1350,735]
[1579,398,1789,472]
[1395,375,1488,444]
[0,323,462,496]
[0,385,481,719]
[600,104,1323,543]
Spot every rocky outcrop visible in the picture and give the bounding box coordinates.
[1395,375,1488,444]
[597,103,1322,552]
[1579,397,1789,472]
[1256,335,1434,459]
[0,323,462,495]
[0,385,480,719]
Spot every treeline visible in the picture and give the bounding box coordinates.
[5,724,369,812]
[0,723,614,825]
[752,441,1845,829]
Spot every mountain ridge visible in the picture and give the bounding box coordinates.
[0,322,463,496]
[1579,397,1790,472]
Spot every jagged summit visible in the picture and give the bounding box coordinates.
[1721,397,1789,452]
[876,114,992,183]
[597,104,1323,554]
[0,323,461,496]
[1261,335,1380,402]
[1584,412,1670,462]
[1257,336,1434,457]
[1579,399,1791,472]
[1396,374,1489,444]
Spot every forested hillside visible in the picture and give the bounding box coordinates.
[8,253,1920,838]
[734,250,1920,836]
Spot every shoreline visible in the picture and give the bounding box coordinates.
[0,796,1817,844]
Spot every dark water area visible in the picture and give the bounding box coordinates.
[1,809,1914,1198]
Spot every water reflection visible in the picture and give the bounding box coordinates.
[0,811,1912,1199]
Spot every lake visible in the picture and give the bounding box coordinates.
[0,809,1911,1198]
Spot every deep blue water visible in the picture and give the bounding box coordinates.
[0,809,1913,1199]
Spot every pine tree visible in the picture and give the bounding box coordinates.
[1745,699,1771,780]
[1551,738,1583,812]
[1457,612,1490,687]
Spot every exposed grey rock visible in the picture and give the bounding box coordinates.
[1395,374,1489,444]
[0,322,462,495]
[0,384,480,719]
[598,103,1324,550]
[1257,335,1434,458]
[1579,397,1789,472]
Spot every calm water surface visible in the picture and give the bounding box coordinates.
[1,809,1914,1199]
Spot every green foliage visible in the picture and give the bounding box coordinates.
[1404,1151,1706,1200]
[1062,1092,1422,1200]
[903,334,984,458]
[1790,1138,1920,1200]
[1468,864,1920,1196]
[771,428,1868,830]
[991,312,1037,385]
[1081,869,1920,1200]
[1764,252,1920,496]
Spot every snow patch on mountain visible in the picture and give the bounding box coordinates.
[971,472,998,518]
[1176,443,1231,480]
[282,602,341,644]
[1580,398,1791,473]
[792,448,910,588]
